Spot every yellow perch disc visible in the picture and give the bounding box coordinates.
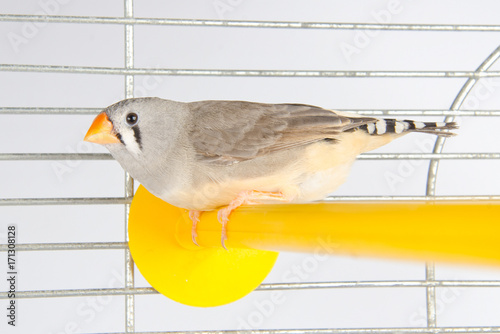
[128,185,279,307]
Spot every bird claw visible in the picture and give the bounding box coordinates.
[221,230,228,251]
[191,229,199,247]
[217,210,230,250]
[188,210,202,247]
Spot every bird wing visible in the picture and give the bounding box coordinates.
[188,100,376,165]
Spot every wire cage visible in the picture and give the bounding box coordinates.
[1,1,500,333]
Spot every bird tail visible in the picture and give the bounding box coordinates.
[358,119,458,137]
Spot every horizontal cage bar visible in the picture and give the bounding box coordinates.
[2,280,500,299]
[1,153,499,161]
[0,197,131,206]
[0,107,101,114]
[324,195,500,201]
[2,195,500,206]
[1,64,500,78]
[75,327,500,334]
[2,107,499,116]
[2,14,500,32]
[0,153,113,160]
[0,242,126,252]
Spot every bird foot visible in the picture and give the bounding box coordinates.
[216,190,288,250]
[217,207,232,250]
[188,210,202,246]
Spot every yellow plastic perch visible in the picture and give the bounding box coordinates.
[178,198,500,264]
[128,185,500,307]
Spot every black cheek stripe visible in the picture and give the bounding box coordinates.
[108,118,125,145]
[115,131,125,145]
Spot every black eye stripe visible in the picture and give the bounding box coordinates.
[132,126,142,149]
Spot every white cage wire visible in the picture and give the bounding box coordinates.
[1,1,500,333]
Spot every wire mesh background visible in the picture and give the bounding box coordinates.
[1,0,500,333]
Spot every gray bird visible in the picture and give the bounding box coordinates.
[84,97,457,248]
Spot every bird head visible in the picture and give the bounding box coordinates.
[84,97,189,193]
[84,98,144,155]
[85,97,185,156]
[83,97,189,202]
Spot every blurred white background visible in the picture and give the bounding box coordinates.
[1,0,500,333]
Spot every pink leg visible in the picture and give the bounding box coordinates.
[188,210,202,246]
[217,190,289,249]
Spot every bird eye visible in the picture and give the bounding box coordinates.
[126,113,138,126]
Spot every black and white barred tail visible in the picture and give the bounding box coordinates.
[358,119,458,137]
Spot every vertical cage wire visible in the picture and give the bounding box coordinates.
[423,44,500,329]
[124,0,136,332]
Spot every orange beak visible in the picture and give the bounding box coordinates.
[84,112,121,144]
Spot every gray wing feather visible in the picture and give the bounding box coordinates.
[188,101,375,165]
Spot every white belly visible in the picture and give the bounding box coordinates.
[295,161,354,202]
